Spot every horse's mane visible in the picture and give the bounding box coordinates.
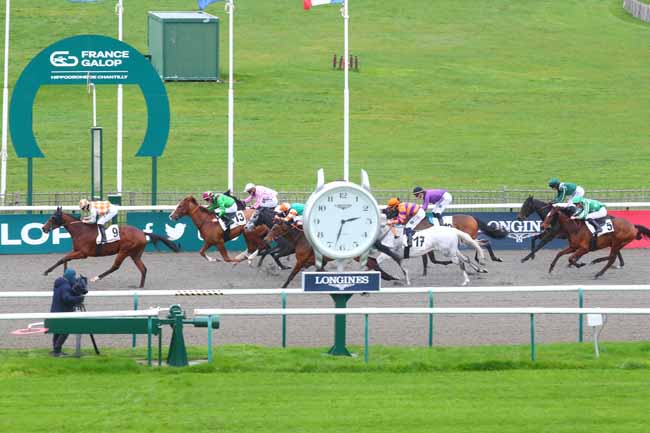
[59,209,80,221]
[184,196,210,214]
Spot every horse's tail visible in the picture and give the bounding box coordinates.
[635,224,650,240]
[476,218,508,239]
[147,233,181,252]
[455,229,485,264]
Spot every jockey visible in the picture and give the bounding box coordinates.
[570,196,607,235]
[412,186,452,226]
[387,197,425,256]
[549,178,585,204]
[275,202,304,226]
[243,183,278,210]
[79,198,118,244]
[203,191,237,226]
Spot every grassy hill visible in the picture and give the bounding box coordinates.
[1,0,650,194]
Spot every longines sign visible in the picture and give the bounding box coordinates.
[303,272,381,292]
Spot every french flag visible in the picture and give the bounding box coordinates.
[303,0,343,10]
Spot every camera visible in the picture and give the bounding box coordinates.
[72,275,89,296]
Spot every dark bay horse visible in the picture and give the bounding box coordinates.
[518,196,624,267]
[169,196,267,263]
[542,206,650,278]
[263,223,400,288]
[41,207,179,287]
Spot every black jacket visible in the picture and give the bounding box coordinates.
[50,277,84,313]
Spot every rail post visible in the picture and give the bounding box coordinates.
[132,293,139,348]
[281,291,287,348]
[428,290,434,347]
[207,315,214,363]
[578,288,584,343]
[364,314,369,364]
[530,313,536,362]
[328,293,353,356]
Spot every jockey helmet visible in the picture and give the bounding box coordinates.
[571,195,584,205]
[276,202,290,213]
[387,197,400,208]
[548,177,560,187]
[79,199,90,210]
[412,186,424,196]
[202,191,213,201]
[244,183,256,193]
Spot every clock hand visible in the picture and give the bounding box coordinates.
[343,217,360,223]
[335,219,345,244]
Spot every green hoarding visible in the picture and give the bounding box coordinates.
[0,212,246,254]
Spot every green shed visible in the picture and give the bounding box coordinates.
[147,11,220,81]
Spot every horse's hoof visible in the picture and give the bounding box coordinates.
[480,269,488,273]
[495,258,503,262]
[461,280,469,286]
[43,271,49,276]
[90,276,100,283]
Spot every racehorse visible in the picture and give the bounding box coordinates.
[518,196,624,267]
[374,224,487,286]
[169,196,266,263]
[263,223,401,288]
[542,206,650,278]
[384,207,506,276]
[41,207,179,287]
[245,207,292,270]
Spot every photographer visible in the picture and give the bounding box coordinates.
[49,268,87,357]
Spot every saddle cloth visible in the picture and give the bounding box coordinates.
[586,218,614,236]
[427,214,453,226]
[96,224,120,244]
[215,210,247,231]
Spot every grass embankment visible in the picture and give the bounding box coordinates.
[1,342,650,432]
[2,0,650,193]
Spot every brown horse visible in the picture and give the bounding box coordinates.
[169,196,267,263]
[414,214,507,261]
[263,223,401,288]
[542,206,650,278]
[41,207,179,287]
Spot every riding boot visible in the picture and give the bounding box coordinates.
[588,218,601,235]
[404,246,410,259]
[405,228,413,248]
[433,213,444,226]
[588,219,600,251]
[98,224,107,244]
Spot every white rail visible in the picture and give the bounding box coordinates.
[2,202,650,212]
[193,307,650,316]
[1,285,650,299]
[0,308,161,320]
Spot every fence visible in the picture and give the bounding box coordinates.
[3,285,650,348]
[7,188,650,207]
[193,306,650,363]
[623,0,650,22]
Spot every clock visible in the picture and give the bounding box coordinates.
[304,170,381,262]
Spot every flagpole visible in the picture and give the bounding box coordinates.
[342,0,349,182]
[116,0,124,197]
[226,0,235,192]
[1,0,10,205]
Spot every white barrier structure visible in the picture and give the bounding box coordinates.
[192,306,650,363]
[3,285,650,348]
[0,308,161,320]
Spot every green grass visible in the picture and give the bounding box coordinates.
[1,342,650,432]
[2,0,650,194]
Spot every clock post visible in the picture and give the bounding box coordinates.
[302,169,381,356]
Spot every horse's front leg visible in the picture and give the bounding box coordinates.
[44,250,87,275]
[481,240,502,262]
[567,248,589,268]
[199,242,221,262]
[548,246,576,273]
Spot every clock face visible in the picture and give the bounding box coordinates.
[304,182,380,259]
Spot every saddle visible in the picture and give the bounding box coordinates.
[426,214,453,226]
[95,224,120,245]
[586,218,614,237]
